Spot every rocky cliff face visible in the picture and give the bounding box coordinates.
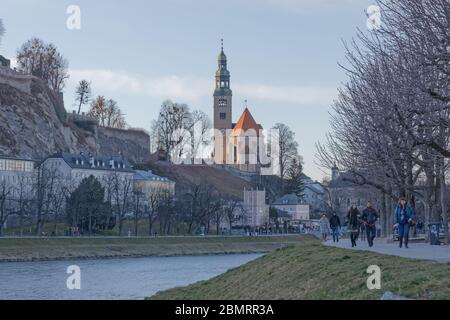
[97,127,150,164]
[0,70,149,163]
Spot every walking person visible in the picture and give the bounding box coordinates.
[329,212,341,243]
[360,221,365,241]
[361,201,378,247]
[347,203,360,247]
[319,214,330,241]
[394,197,415,248]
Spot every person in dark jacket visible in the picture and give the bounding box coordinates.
[394,197,415,248]
[361,201,378,247]
[347,204,360,247]
[360,221,366,241]
[329,212,341,243]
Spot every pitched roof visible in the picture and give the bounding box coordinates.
[304,184,325,195]
[273,194,301,205]
[48,152,134,173]
[231,108,263,136]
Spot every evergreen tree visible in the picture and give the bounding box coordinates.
[66,175,113,235]
[284,157,305,198]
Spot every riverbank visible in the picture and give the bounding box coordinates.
[150,241,450,300]
[0,235,314,262]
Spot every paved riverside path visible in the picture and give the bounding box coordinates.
[323,238,450,263]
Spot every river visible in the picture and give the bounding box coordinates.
[0,253,262,300]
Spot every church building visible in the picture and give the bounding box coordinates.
[212,41,264,173]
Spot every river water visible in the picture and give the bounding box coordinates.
[0,254,262,300]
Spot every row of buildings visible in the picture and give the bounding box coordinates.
[0,153,175,229]
[234,165,381,233]
[1,151,375,233]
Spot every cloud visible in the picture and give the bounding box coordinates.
[68,69,210,102]
[68,68,336,106]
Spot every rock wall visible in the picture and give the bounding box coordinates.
[97,127,150,164]
[0,74,97,159]
[0,71,150,164]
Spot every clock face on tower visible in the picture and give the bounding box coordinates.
[218,98,227,107]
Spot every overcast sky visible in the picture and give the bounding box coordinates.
[1,0,374,180]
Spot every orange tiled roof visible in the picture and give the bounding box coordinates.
[231,108,263,136]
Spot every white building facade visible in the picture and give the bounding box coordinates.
[272,194,310,222]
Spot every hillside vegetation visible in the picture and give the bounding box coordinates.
[144,161,252,200]
[0,72,149,163]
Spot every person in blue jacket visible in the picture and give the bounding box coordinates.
[394,197,415,248]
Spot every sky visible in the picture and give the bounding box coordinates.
[0,0,374,181]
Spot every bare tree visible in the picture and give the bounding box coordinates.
[0,179,13,236]
[271,123,299,187]
[16,38,69,91]
[11,175,33,236]
[88,96,127,128]
[132,190,144,237]
[186,110,211,162]
[32,164,61,236]
[144,191,161,236]
[49,177,67,235]
[316,0,450,243]
[158,191,177,235]
[223,198,241,235]
[152,100,192,160]
[108,172,133,236]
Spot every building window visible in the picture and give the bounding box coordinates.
[220,112,226,120]
[218,98,227,106]
[0,159,33,172]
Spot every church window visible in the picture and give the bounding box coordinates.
[218,98,227,106]
[220,112,226,120]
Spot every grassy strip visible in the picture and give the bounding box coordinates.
[0,235,314,262]
[150,241,450,300]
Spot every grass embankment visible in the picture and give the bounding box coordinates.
[150,241,450,300]
[0,235,309,263]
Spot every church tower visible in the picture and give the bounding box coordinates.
[213,39,232,163]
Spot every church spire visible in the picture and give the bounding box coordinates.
[214,38,232,96]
